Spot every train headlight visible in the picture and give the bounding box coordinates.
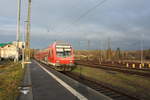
[70,60,72,63]
[56,60,60,63]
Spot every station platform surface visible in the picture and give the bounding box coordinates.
[18,60,112,100]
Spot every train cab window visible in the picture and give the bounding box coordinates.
[64,51,71,56]
[57,52,64,57]
[56,48,71,57]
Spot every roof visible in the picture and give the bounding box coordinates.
[55,41,70,46]
[0,42,12,47]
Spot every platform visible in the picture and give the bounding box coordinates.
[18,60,112,100]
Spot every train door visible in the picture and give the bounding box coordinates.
[49,48,53,62]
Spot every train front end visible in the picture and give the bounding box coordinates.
[54,42,74,71]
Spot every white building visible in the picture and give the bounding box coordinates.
[0,41,24,60]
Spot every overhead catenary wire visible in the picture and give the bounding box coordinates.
[71,0,107,25]
[45,0,108,49]
[45,0,108,46]
[62,0,108,32]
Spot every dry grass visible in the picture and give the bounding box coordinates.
[0,62,24,100]
[72,65,150,100]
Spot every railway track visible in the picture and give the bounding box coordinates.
[80,60,150,69]
[38,60,140,100]
[64,72,140,100]
[76,61,150,77]
[76,60,150,70]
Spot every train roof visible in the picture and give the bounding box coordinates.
[55,41,71,46]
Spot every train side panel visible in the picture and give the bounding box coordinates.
[35,42,75,71]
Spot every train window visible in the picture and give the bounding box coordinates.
[56,50,71,57]
[50,49,52,57]
[48,50,50,56]
[51,49,53,56]
[64,51,71,56]
[57,52,64,57]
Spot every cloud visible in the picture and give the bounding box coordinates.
[0,0,150,50]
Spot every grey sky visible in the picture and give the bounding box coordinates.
[0,0,150,50]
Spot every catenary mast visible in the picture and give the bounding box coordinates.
[25,0,32,62]
[15,0,21,62]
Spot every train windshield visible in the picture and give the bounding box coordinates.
[56,47,71,57]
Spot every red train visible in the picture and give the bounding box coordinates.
[34,41,75,71]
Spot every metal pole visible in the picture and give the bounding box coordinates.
[88,40,90,50]
[25,0,31,62]
[107,37,111,61]
[17,0,21,42]
[22,21,26,69]
[87,40,90,61]
[22,43,25,68]
[15,0,21,62]
[99,40,102,64]
[141,34,144,66]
